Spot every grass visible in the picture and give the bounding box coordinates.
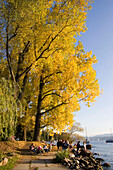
[0,156,18,170]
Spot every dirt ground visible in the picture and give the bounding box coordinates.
[0,141,57,155]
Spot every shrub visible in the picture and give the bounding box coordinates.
[55,150,69,162]
[0,150,3,162]
[0,156,18,170]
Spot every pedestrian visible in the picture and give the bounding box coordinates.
[69,142,73,150]
[77,141,80,154]
[83,141,86,150]
[57,139,62,150]
[62,140,68,150]
[49,142,52,151]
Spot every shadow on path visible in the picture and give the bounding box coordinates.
[16,148,37,156]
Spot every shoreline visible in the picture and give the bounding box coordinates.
[58,148,111,169]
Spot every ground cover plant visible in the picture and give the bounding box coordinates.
[55,150,70,162]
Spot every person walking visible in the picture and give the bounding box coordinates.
[83,141,86,150]
[77,141,80,155]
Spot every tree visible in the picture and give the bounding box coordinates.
[0,78,20,140]
[0,0,100,141]
[32,41,100,140]
[68,122,84,136]
[66,122,84,141]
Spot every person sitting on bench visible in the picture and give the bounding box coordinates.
[37,145,44,154]
[43,144,49,152]
[29,143,37,154]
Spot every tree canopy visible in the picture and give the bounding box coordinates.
[0,0,100,141]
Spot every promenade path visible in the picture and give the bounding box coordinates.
[13,150,69,170]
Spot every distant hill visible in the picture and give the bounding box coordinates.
[89,133,112,140]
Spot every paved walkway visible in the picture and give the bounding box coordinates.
[13,151,69,170]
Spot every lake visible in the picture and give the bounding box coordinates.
[90,139,113,170]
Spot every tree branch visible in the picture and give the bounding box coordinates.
[37,34,51,53]
[17,25,67,80]
[18,71,29,101]
[44,71,62,81]
[43,48,63,59]
[43,89,56,95]
[6,15,16,83]
[40,124,50,129]
[41,101,68,115]
[41,92,62,101]
[15,41,30,81]
[78,95,89,102]
[9,25,19,41]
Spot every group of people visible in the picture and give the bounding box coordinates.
[57,139,87,155]
[30,140,87,155]
[72,140,87,156]
[29,142,52,154]
[57,139,71,150]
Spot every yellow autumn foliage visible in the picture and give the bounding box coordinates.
[0,0,100,140]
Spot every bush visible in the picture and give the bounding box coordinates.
[0,156,18,170]
[0,150,3,162]
[55,150,69,162]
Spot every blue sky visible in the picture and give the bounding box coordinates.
[74,0,113,137]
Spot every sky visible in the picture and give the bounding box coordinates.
[74,0,113,137]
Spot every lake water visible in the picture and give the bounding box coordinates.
[90,139,113,169]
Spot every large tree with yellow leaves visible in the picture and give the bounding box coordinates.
[0,0,100,141]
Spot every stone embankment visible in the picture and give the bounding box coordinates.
[61,149,111,169]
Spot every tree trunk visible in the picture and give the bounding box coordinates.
[33,75,44,141]
[18,72,28,101]
[23,127,27,141]
[33,113,41,141]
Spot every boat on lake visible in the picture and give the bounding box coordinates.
[106,128,113,143]
[106,139,113,143]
